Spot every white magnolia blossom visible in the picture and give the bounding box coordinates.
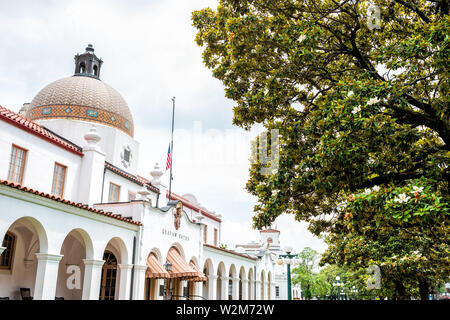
[298,34,306,42]
[367,97,380,105]
[364,188,371,194]
[411,186,424,193]
[347,90,354,97]
[271,189,280,196]
[372,185,380,192]
[394,193,411,203]
[351,106,361,114]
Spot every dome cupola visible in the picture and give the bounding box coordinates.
[26,45,134,137]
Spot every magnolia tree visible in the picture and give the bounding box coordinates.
[192,0,449,298]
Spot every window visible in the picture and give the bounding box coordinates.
[0,232,16,270]
[214,228,218,246]
[52,163,67,197]
[203,225,208,244]
[108,183,120,202]
[267,238,273,244]
[128,191,136,201]
[275,286,280,298]
[7,145,27,184]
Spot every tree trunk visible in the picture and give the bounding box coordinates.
[418,280,429,301]
[394,280,410,300]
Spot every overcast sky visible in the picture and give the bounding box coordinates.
[0,0,326,254]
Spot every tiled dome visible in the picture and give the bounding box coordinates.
[27,76,134,137]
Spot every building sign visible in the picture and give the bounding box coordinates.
[162,228,190,241]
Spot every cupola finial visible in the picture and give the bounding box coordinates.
[74,44,103,79]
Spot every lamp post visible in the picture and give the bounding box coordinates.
[277,245,299,300]
[164,261,173,300]
[333,276,343,300]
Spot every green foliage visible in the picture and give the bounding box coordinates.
[193,0,449,298]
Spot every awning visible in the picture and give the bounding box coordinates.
[189,262,207,282]
[166,247,197,279]
[146,254,170,279]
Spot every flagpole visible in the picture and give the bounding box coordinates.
[168,96,175,200]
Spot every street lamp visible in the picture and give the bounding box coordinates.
[278,245,299,300]
[333,276,343,300]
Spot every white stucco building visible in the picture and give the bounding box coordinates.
[0,45,280,300]
[236,229,302,300]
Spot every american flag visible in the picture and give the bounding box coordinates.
[166,144,172,171]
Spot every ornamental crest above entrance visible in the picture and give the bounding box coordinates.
[173,201,183,230]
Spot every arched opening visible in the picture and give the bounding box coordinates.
[99,251,117,300]
[79,62,86,73]
[216,262,226,299]
[239,266,246,300]
[93,65,98,76]
[164,245,202,300]
[0,217,48,300]
[56,228,93,300]
[145,248,168,301]
[100,237,129,300]
[248,268,254,300]
[202,259,214,300]
[228,264,236,300]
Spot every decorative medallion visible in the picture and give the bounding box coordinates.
[65,107,72,113]
[86,109,98,117]
[173,202,183,230]
[120,145,132,168]
[42,107,52,115]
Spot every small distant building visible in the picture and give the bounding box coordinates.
[236,228,302,300]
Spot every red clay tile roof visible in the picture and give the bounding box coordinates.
[0,180,142,226]
[260,229,280,233]
[168,192,222,223]
[0,105,83,156]
[105,162,159,193]
[203,244,257,261]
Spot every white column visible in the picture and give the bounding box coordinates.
[82,259,104,300]
[255,280,261,299]
[78,126,106,206]
[248,280,255,300]
[232,277,239,300]
[220,276,229,300]
[0,246,6,255]
[242,280,249,300]
[117,264,133,300]
[132,265,147,300]
[207,275,217,300]
[194,282,202,300]
[34,253,63,300]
